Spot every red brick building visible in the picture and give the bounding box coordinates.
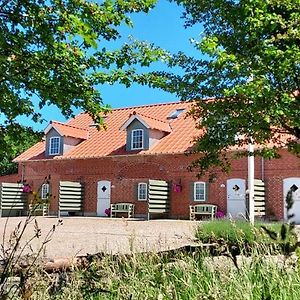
[13,102,300,221]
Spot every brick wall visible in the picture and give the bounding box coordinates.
[0,173,20,183]
[18,150,299,219]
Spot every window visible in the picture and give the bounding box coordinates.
[194,182,206,201]
[49,137,60,155]
[131,129,144,150]
[168,108,185,119]
[138,183,147,201]
[41,183,49,199]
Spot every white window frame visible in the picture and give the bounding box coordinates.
[138,183,147,201]
[131,129,144,150]
[41,183,49,199]
[194,182,206,201]
[49,137,60,155]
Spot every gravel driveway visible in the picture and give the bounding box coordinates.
[0,217,199,259]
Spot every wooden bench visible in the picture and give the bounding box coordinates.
[28,203,49,216]
[189,204,217,221]
[110,203,135,218]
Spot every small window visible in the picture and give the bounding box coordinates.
[168,108,185,119]
[131,129,144,150]
[194,182,206,201]
[138,183,147,201]
[41,183,49,199]
[49,137,60,155]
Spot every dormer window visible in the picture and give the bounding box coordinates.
[120,112,171,152]
[44,120,88,157]
[49,137,60,155]
[131,129,144,150]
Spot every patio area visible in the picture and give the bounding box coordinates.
[0,216,199,259]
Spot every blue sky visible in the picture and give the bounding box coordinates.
[19,0,202,131]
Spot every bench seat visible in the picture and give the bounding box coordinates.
[28,203,49,216]
[189,204,217,221]
[110,203,135,218]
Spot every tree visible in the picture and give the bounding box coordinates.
[0,0,159,172]
[0,0,158,124]
[0,125,42,176]
[148,0,300,176]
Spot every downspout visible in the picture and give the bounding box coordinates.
[261,157,265,181]
[248,140,255,224]
[21,163,25,183]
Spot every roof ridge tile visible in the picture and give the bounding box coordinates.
[52,120,88,131]
[136,112,169,124]
[112,101,189,112]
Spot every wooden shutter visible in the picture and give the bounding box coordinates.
[204,182,209,201]
[190,182,195,201]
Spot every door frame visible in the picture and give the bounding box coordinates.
[97,180,111,217]
[283,177,300,221]
[226,178,246,218]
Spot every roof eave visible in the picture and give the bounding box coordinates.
[119,115,150,131]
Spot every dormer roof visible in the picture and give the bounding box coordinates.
[44,121,89,140]
[120,111,172,133]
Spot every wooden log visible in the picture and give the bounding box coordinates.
[0,243,220,275]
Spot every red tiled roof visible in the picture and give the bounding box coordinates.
[120,111,172,133]
[15,102,199,161]
[46,121,89,140]
[13,141,46,161]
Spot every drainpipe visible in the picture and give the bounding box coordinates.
[248,140,255,224]
[261,157,265,181]
[21,163,25,183]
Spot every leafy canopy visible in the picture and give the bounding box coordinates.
[0,0,157,125]
[0,0,161,174]
[149,0,300,176]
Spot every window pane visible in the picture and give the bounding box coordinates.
[49,137,60,154]
[138,183,147,200]
[41,184,49,199]
[132,130,143,149]
[194,182,205,201]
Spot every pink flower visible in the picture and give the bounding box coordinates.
[22,184,32,193]
[173,184,182,193]
[105,208,111,216]
[216,210,225,218]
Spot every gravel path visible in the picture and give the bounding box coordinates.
[0,217,199,259]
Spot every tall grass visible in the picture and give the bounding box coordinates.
[24,249,300,300]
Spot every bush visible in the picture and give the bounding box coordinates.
[195,220,286,253]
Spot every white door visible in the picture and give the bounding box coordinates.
[97,181,111,216]
[227,178,246,218]
[283,177,300,223]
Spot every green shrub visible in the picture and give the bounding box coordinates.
[195,219,284,249]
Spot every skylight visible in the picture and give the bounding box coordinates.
[167,108,185,119]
